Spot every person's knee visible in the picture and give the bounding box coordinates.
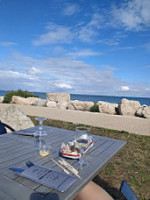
[74,181,114,200]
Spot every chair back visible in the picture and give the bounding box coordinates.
[0,121,7,135]
[120,180,139,200]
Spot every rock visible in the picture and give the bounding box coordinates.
[0,105,34,132]
[67,102,76,110]
[12,96,47,106]
[0,96,4,103]
[97,101,118,115]
[68,100,94,111]
[11,96,28,105]
[46,101,57,108]
[136,105,150,118]
[118,98,141,116]
[26,97,47,107]
[46,93,70,103]
[57,102,69,110]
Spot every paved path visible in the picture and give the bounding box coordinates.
[0,104,150,136]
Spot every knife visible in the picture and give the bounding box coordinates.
[9,167,25,173]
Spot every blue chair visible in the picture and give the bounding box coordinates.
[120,180,139,200]
[0,120,15,135]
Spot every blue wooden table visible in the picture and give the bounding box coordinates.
[0,126,126,200]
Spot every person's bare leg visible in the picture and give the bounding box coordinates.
[74,181,114,200]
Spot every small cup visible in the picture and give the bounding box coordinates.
[39,144,51,157]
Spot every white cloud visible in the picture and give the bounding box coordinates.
[98,39,119,46]
[77,26,98,43]
[33,23,73,46]
[77,13,103,42]
[0,42,17,47]
[32,1,150,47]
[67,49,102,57]
[144,42,150,51]
[145,88,150,91]
[0,52,150,97]
[0,52,120,94]
[28,67,42,75]
[62,3,80,16]
[144,64,150,68]
[120,86,130,91]
[0,70,24,78]
[112,0,150,30]
[55,83,72,89]
[32,12,104,46]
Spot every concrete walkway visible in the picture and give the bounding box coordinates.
[0,104,150,136]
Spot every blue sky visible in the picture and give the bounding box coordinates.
[0,0,150,97]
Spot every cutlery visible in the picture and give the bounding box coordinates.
[59,158,81,179]
[50,158,70,175]
[9,167,25,173]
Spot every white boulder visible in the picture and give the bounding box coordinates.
[57,102,69,110]
[67,101,76,110]
[46,93,70,103]
[0,96,4,103]
[0,106,34,132]
[26,97,47,107]
[98,101,118,115]
[11,96,28,105]
[12,96,47,106]
[118,98,141,116]
[68,100,94,111]
[46,101,57,108]
[136,105,150,118]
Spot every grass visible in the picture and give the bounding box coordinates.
[29,116,150,200]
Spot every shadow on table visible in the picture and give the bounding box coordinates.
[30,192,60,200]
[93,175,126,200]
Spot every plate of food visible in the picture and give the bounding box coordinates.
[60,136,94,159]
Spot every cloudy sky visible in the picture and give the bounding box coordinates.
[0,0,150,97]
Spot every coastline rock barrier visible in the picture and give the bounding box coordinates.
[0,93,150,119]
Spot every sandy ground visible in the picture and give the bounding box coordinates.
[0,104,150,136]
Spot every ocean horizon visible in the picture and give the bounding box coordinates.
[0,90,150,106]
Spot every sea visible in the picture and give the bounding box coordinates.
[0,90,150,106]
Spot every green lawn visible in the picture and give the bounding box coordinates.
[29,116,150,200]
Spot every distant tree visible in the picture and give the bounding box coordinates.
[3,89,38,103]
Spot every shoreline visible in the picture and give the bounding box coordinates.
[0,91,150,106]
[0,103,150,136]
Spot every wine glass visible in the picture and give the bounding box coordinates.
[34,117,47,149]
[35,117,47,136]
[75,126,91,169]
[75,126,90,141]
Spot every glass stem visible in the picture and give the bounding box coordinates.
[79,148,84,166]
[39,120,43,134]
